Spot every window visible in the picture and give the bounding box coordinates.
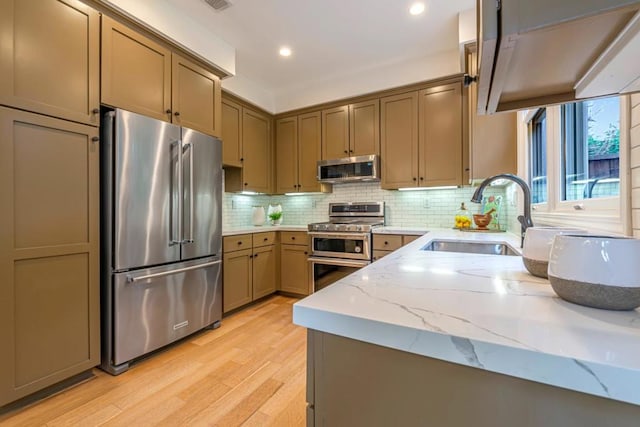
[561,97,620,201]
[529,109,547,204]
[520,96,629,235]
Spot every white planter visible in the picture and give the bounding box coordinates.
[251,206,265,226]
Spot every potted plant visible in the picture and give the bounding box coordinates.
[268,211,282,225]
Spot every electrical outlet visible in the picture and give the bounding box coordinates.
[423,198,429,208]
[231,200,236,210]
[312,200,317,209]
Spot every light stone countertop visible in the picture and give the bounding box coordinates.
[222,225,308,236]
[293,229,640,406]
[372,226,430,235]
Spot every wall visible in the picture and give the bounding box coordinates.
[631,94,640,236]
[223,182,515,232]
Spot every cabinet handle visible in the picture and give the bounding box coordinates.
[413,177,417,181]
[238,241,243,245]
[384,241,388,245]
[240,158,244,162]
[249,254,253,258]
[254,253,259,258]
[291,237,296,240]
[244,183,248,186]
[264,237,268,241]
[174,111,181,117]
[304,251,308,255]
[91,136,99,142]
[349,149,353,153]
[465,168,470,172]
[166,109,172,114]
[420,177,424,181]
[91,108,100,114]
[344,150,348,154]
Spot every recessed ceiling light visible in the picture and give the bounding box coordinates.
[279,46,292,57]
[409,2,425,15]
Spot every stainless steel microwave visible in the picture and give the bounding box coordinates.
[317,154,380,184]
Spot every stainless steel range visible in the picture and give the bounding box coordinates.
[308,202,384,291]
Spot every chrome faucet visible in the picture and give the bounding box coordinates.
[471,173,534,247]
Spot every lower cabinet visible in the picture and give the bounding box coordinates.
[372,233,423,261]
[0,107,100,406]
[223,232,277,313]
[280,231,311,296]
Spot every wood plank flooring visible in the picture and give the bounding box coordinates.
[0,295,307,427]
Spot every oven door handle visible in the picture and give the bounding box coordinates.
[307,256,370,268]
[308,232,370,239]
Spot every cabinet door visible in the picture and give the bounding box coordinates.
[419,83,463,187]
[252,245,277,300]
[298,111,323,192]
[276,116,299,193]
[171,54,222,137]
[223,248,252,313]
[101,16,172,122]
[380,92,419,189]
[322,105,349,159]
[0,107,99,406]
[349,100,380,156]
[242,108,272,193]
[221,99,243,167]
[0,0,100,126]
[280,245,310,295]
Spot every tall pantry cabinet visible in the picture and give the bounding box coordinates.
[0,0,100,406]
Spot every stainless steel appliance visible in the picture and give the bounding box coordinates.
[308,202,384,291]
[317,154,380,183]
[100,109,223,375]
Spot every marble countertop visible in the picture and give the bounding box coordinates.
[372,226,430,235]
[293,230,640,406]
[222,225,308,236]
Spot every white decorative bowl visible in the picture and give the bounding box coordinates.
[548,234,640,310]
[521,227,586,278]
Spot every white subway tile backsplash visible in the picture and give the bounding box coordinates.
[223,182,518,233]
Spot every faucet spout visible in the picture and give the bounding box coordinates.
[471,173,533,247]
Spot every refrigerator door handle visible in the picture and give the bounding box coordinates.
[126,259,222,283]
[183,141,194,244]
[170,139,182,246]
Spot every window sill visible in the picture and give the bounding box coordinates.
[532,211,626,235]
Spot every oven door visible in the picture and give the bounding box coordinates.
[309,232,371,260]
[309,257,370,292]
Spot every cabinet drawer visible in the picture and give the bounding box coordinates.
[281,231,308,246]
[253,231,276,247]
[223,234,252,253]
[403,235,421,245]
[372,250,394,262]
[373,235,403,251]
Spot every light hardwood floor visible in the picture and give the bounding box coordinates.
[0,295,307,426]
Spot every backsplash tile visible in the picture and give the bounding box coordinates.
[223,181,518,232]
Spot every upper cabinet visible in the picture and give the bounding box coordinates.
[221,99,243,167]
[380,81,464,190]
[101,16,221,137]
[466,44,517,180]
[0,0,100,126]
[322,101,380,159]
[171,54,222,137]
[222,96,273,193]
[477,0,640,114]
[276,112,326,194]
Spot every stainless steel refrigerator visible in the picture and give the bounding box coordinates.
[100,109,222,375]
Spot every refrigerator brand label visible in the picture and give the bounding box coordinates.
[173,320,189,330]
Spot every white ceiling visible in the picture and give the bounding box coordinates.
[165,0,475,112]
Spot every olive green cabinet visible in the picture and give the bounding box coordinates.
[0,0,100,126]
[381,81,464,189]
[280,232,311,296]
[222,98,273,193]
[0,107,100,406]
[276,112,325,194]
[102,16,221,136]
[223,233,277,313]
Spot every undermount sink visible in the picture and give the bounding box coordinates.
[421,240,519,256]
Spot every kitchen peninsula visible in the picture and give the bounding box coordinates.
[293,231,640,426]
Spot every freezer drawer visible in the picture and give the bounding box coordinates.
[112,257,221,366]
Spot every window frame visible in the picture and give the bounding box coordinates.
[519,96,631,236]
